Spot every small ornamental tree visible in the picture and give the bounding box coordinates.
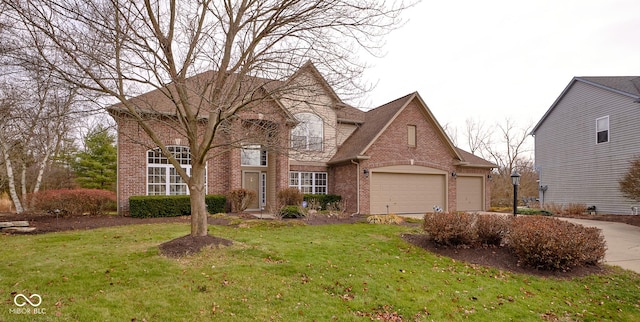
[620,157,640,202]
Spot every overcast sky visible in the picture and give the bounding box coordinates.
[360,0,640,151]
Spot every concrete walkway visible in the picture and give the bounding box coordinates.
[559,218,640,274]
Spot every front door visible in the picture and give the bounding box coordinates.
[243,171,261,210]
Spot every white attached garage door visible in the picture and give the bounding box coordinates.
[456,176,484,211]
[370,172,446,214]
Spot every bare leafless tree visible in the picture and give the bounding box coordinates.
[0,66,80,212]
[464,118,493,155]
[6,0,407,236]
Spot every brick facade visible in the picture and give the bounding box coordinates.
[110,67,493,216]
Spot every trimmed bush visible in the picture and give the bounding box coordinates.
[30,189,116,216]
[507,216,606,271]
[277,188,303,206]
[129,194,226,218]
[476,214,512,246]
[228,189,257,213]
[423,212,477,246]
[303,194,342,210]
[205,195,226,214]
[279,205,304,218]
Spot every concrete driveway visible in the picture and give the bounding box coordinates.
[559,218,640,274]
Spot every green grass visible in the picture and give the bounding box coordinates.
[1,221,640,321]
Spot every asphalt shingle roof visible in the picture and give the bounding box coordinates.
[577,76,640,98]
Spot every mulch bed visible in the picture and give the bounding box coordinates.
[2,211,635,278]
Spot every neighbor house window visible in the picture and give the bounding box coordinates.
[408,125,416,147]
[291,113,323,151]
[289,171,327,194]
[241,144,267,166]
[147,146,193,195]
[596,116,609,144]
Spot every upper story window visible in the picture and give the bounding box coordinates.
[241,144,267,166]
[291,113,323,151]
[596,116,609,144]
[147,146,192,196]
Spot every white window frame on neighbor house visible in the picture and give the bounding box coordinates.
[241,144,267,167]
[596,116,609,144]
[147,145,206,196]
[291,113,323,151]
[289,171,327,194]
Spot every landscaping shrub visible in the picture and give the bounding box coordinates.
[566,203,588,215]
[475,214,511,246]
[30,189,116,216]
[279,205,305,218]
[367,214,404,225]
[516,208,553,216]
[227,188,257,213]
[277,188,303,206]
[423,212,477,246]
[205,195,226,214]
[507,216,606,271]
[543,202,587,216]
[129,194,226,218]
[303,194,341,210]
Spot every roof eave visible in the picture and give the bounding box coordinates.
[327,155,371,165]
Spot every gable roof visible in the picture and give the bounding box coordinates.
[328,92,484,166]
[532,76,640,134]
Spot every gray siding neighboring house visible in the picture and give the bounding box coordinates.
[532,77,640,215]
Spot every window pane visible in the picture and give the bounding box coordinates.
[241,145,267,166]
[597,131,608,143]
[292,113,323,151]
[596,117,609,143]
[289,172,299,186]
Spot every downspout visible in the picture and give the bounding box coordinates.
[351,159,360,216]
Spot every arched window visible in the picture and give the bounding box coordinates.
[147,146,193,195]
[291,113,323,151]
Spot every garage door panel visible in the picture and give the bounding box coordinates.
[370,173,445,214]
[457,176,483,211]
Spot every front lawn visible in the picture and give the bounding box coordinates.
[2,221,639,321]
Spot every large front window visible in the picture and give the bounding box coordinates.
[147,146,193,195]
[291,113,323,151]
[289,171,327,194]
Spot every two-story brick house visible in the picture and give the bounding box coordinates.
[109,62,495,215]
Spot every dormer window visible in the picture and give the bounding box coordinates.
[291,113,323,151]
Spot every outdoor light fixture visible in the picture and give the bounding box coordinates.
[363,169,369,177]
[511,171,521,216]
[487,174,493,181]
[451,172,457,177]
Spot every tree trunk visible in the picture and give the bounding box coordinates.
[190,161,209,237]
[0,143,24,213]
[30,147,52,209]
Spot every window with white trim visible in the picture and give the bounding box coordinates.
[596,116,609,144]
[147,146,195,195]
[289,172,327,194]
[241,144,267,166]
[291,113,323,151]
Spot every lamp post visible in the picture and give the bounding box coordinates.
[511,171,521,216]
